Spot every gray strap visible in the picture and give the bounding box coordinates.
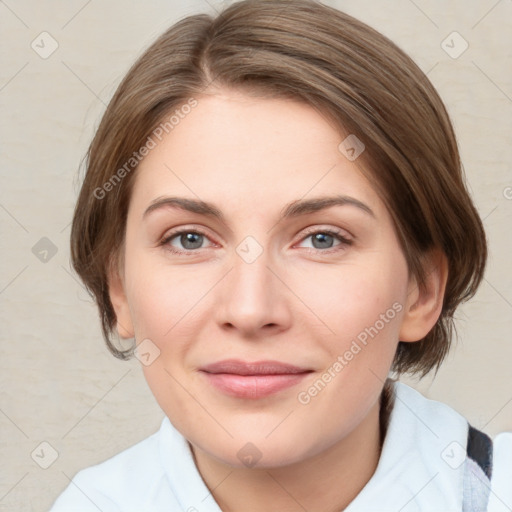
[462,424,493,512]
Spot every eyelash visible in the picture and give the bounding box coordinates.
[160,226,353,257]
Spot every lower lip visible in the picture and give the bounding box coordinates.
[201,372,311,399]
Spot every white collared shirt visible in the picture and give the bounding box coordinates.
[49,381,512,512]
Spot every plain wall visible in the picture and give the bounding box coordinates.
[1,1,511,510]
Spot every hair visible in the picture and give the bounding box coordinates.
[70,0,487,379]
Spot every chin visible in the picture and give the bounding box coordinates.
[203,436,312,470]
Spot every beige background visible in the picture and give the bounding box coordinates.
[1,0,511,510]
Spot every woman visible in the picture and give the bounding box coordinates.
[50,1,511,510]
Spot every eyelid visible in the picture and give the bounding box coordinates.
[297,225,352,242]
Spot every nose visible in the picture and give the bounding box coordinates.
[214,245,292,338]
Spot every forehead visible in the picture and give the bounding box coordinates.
[129,91,382,218]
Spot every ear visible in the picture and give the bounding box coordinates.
[107,255,135,339]
[399,248,449,342]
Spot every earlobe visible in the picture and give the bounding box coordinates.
[399,248,449,343]
[107,256,135,339]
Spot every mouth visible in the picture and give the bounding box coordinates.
[199,359,314,399]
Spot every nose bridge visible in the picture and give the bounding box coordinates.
[216,234,288,333]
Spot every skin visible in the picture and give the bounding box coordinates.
[109,89,448,512]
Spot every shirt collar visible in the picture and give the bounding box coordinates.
[345,381,468,511]
[157,381,468,512]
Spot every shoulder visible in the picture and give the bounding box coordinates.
[391,381,512,511]
[49,419,174,512]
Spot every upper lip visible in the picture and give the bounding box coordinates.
[200,359,312,376]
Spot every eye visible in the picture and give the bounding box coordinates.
[160,228,214,255]
[296,228,352,254]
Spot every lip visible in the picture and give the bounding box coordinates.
[199,359,313,399]
[200,359,311,375]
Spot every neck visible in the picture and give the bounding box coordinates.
[191,379,395,512]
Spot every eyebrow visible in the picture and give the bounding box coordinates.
[142,194,376,225]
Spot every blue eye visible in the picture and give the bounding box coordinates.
[173,232,204,250]
[161,229,212,255]
[297,230,352,253]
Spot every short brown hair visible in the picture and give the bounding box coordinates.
[70,0,487,379]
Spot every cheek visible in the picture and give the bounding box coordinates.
[299,259,408,375]
[126,257,204,341]
[299,261,405,331]
[129,262,207,422]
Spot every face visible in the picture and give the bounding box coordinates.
[110,89,423,468]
